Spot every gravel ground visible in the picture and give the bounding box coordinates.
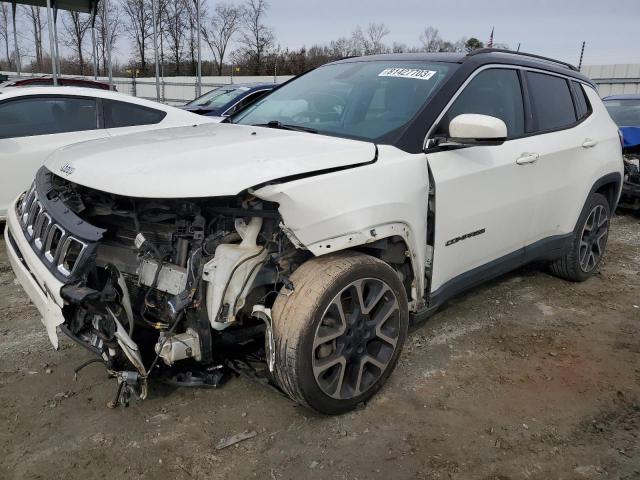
[0,214,639,480]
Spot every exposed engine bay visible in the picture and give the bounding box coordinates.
[620,146,640,210]
[29,168,311,406]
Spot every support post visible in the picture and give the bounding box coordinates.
[195,0,202,97]
[46,0,58,85]
[104,0,112,86]
[91,2,98,79]
[52,6,61,76]
[151,0,160,101]
[11,2,20,76]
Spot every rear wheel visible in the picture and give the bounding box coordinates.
[272,252,408,414]
[549,192,610,282]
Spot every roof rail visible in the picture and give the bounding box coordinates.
[465,48,579,72]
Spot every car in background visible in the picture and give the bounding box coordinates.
[603,94,640,210]
[0,76,114,90]
[0,86,212,220]
[180,83,276,118]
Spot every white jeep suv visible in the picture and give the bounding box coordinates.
[5,50,623,414]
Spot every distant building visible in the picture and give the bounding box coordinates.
[581,64,640,96]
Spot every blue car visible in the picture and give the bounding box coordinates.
[180,83,276,118]
[603,94,640,210]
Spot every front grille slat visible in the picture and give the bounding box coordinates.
[44,224,65,264]
[17,181,90,279]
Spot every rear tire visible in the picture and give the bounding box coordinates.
[549,192,610,282]
[271,251,409,415]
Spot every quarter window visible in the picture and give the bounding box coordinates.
[436,68,525,138]
[0,96,98,139]
[527,72,577,131]
[103,100,166,128]
[572,81,591,120]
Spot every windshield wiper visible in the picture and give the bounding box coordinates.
[253,120,318,134]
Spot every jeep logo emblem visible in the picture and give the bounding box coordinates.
[59,163,75,176]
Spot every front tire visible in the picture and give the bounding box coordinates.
[549,192,610,282]
[272,252,409,415]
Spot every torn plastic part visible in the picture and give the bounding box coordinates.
[252,305,275,373]
[203,217,268,330]
[107,308,148,399]
[278,221,306,249]
[115,271,134,337]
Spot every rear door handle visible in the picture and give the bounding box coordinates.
[582,138,598,148]
[516,153,539,165]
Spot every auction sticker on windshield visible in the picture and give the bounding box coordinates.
[378,68,437,80]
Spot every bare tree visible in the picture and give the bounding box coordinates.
[96,0,119,75]
[202,2,240,75]
[238,0,273,75]
[164,0,188,75]
[24,6,45,71]
[183,0,208,75]
[419,26,442,52]
[366,22,389,54]
[121,0,153,74]
[0,3,10,69]
[62,11,91,74]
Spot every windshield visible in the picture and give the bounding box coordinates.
[232,60,455,141]
[604,98,640,127]
[187,86,249,108]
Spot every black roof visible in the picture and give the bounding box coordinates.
[330,49,595,87]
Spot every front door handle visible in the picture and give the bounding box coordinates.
[582,138,598,148]
[516,152,539,165]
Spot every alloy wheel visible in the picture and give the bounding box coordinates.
[311,278,401,400]
[579,204,608,273]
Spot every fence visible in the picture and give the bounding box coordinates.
[3,65,640,102]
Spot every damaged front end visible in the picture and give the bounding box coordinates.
[15,167,309,406]
[619,148,640,210]
[618,127,640,211]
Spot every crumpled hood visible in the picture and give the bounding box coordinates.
[45,123,376,198]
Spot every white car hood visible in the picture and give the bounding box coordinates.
[45,123,376,198]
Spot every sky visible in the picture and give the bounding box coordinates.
[236,0,639,66]
[10,0,638,68]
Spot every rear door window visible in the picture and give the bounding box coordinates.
[0,96,98,139]
[527,72,577,131]
[436,68,525,138]
[103,100,167,128]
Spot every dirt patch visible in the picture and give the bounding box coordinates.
[1,215,639,480]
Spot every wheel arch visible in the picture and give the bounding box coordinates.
[590,172,622,213]
[302,225,424,311]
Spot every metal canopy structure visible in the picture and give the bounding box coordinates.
[2,0,102,86]
[2,0,204,101]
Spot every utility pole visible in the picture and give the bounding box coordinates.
[104,0,113,86]
[151,0,161,101]
[11,3,20,76]
[46,0,58,85]
[195,0,202,97]
[578,41,586,71]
